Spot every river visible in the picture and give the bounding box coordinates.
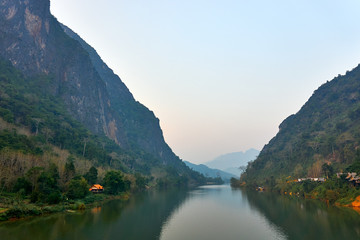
[1,185,360,240]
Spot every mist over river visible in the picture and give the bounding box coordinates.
[1,185,360,240]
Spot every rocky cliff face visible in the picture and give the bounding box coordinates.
[0,0,114,138]
[0,0,182,167]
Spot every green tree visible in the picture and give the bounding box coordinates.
[48,162,60,181]
[321,163,334,178]
[103,170,126,195]
[84,166,98,185]
[135,173,147,191]
[13,177,32,195]
[67,177,88,199]
[325,190,339,204]
[64,156,76,182]
[25,167,44,192]
[302,180,317,193]
[37,171,61,203]
[346,149,360,173]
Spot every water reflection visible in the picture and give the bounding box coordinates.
[240,189,360,240]
[0,186,360,239]
[0,189,189,240]
[160,185,287,240]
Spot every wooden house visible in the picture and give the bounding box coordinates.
[89,184,104,193]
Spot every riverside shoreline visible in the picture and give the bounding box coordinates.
[0,192,131,222]
[230,180,360,215]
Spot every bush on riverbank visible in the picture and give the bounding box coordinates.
[69,201,86,210]
[231,174,360,206]
[0,191,131,221]
[0,204,42,221]
[0,160,143,221]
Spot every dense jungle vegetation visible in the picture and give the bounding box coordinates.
[0,59,218,220]
[233,64,360,205]
[242,64,360,182]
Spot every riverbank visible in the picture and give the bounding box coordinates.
[0,192,130,222]
[230,176,360,212]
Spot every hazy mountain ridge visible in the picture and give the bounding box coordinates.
[205,149,259,176]
[184,161,237,182]
[243,64,360,183]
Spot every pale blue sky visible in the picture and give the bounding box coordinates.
[51,0,360,164]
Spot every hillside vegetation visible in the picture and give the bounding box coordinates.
[242,64,360,184]
[0,57,213,220]
[0,57,206,194]
[0,0,206,187]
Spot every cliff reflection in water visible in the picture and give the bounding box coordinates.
[159,185,287,240]
[0,189,189,240]
[240,189,360,240]
[2,186,360,240]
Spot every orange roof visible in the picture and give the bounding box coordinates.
[352,195,360,207]
[89,184,104,191]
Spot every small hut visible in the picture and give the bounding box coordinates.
[89,184,104,193]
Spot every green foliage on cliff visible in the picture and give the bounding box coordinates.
[103,171,129,195]
[0,59,115,165]
[243,64,360,184]
[0,0,209,191]
[0,58,209,191]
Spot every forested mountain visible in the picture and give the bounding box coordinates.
[243,64,360,184]
[0,0,205,190]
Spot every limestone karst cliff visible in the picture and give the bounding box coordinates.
[0,0,191,176]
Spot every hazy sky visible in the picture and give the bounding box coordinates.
[50,0,360,164]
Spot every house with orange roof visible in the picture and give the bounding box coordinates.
[89,184,104,193]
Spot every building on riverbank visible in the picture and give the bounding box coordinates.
[89,184,104,193]
[297,177,326,182]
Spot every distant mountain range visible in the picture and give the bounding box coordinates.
[204,149,260,176]
[184,161,237,182]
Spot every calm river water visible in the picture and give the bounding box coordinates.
[1,185,360,240]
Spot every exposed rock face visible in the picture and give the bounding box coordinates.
[0,0,182,166]
[0,0,113,138]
